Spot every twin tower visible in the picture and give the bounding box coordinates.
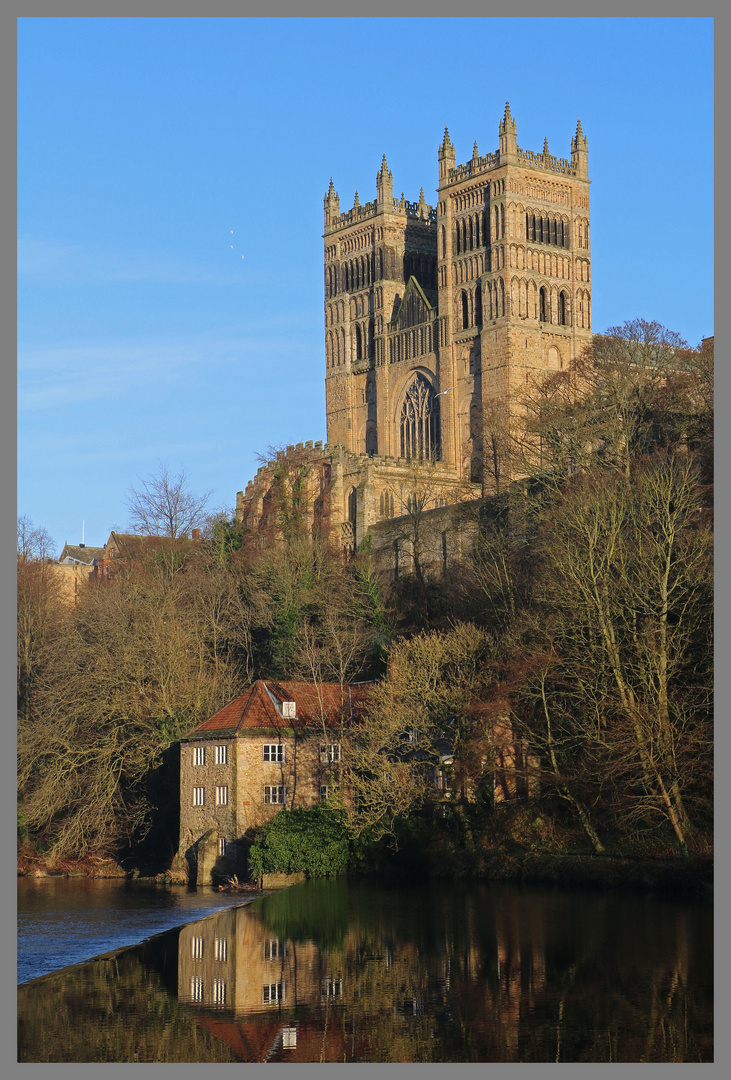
[323,103,592,490]
[238,105,591,553]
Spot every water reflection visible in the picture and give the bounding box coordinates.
[18,880,712,1063]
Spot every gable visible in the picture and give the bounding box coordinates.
[392,277,434,332]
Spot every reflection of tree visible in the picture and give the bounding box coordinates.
[18,882,713,1063]
[18,932,239,1063]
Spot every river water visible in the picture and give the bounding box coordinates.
[17,876,712,1062]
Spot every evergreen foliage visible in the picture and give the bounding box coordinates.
[248,805,351,878]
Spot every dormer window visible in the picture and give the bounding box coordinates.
[281,701,296,719]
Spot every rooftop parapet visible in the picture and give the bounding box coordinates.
[326,192,437,233]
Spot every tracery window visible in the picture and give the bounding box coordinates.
[399,374,440,461]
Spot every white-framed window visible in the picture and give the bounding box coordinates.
[215,744,227,765]
[190,975,203,1002]
[321,976,343,1000]
[282,1027,298,1050]
[407,729,420,743]
[193,786,205,806]
[215,937,227,963]
[213,978,227,1006]
[282,701,296,718]
[191,936,203,961]
[218,836,226,856]
[320,743,341,763]
[263,743,285,762]
[320,785,330,801]
[264,939,285,960]
[216,785,228,806]
[193,746,205,766]
[264,785,286,805]
[263,982,285,1005]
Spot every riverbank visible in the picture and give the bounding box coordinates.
[18,846,713,901]
[479,850,713,901]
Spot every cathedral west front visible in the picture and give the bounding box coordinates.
[237,104,592,559]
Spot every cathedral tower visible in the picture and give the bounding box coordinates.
[436,104,592,487]
[324,106,591,493]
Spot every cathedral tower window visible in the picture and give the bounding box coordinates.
[474,283,482,327]
[558,291,568,326]
[460,290,469,329]
[539,286,548,322]
[355,324,363,361]
[399,374,441,461]
[347,487,357,535]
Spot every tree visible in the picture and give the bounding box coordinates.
[17,516,63,727]
[515,456,712,855]
[344,623,497,841]
[17,554,243,857]
[125,462,212,538]
[517,319,697,484]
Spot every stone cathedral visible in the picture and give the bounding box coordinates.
[237,104,592,558]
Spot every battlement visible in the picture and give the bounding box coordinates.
[448,149,500,181]
[328,194,437,233]
[446,144,577,183]
[516,146,576,175]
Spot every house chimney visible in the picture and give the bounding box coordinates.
[192,528,201,541]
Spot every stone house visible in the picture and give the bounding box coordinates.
[178,679,371,882]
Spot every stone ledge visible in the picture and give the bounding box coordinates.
[261,871,306,889]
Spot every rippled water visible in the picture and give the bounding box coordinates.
[17,877,257,984]
[17,878,712,1062]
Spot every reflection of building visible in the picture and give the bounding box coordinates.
[238,105,591,562]
[178,680,370,881]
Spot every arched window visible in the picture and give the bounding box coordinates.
[558,291,567,326]
[355,324,363,361]
[347,487,357,532]
[441,225,447,259]
[474,283,482,326]
[499,277,505,317]
[460,290,469,329]
[400,374,441,461]
[500,205,505,237]
[539,286,548,323]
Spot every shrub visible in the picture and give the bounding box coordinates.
[249,805,350,879]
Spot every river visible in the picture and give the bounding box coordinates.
[17,876,712,1062]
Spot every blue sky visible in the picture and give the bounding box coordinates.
[17,16,714,556]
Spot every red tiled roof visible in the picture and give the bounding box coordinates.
[185,679,372,738]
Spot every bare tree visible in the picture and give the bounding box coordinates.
[125,463,212,538]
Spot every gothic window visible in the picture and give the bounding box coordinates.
[355,324,363,361]
[539,286,548,323]
[460,290,469,329]
[558,291,568,326]
[366,424,377,456]
[474,283,482,327]
[500,205,505,237]
[399,374,440,461]
[468,218,474,250]
[347,487,357,535]
[499,277,505,317]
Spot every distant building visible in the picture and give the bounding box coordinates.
[237,104,592,561]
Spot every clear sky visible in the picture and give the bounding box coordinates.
[17,16,714,557]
